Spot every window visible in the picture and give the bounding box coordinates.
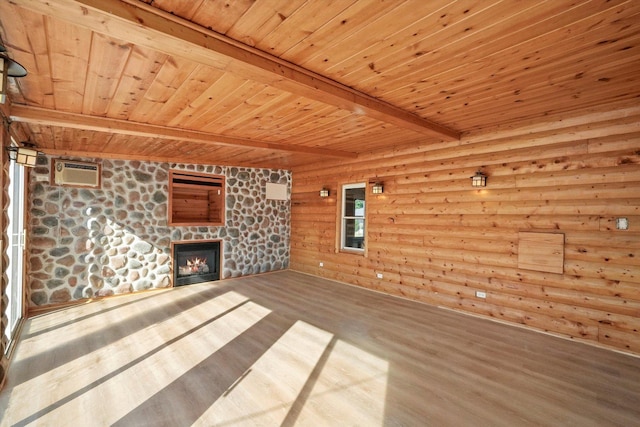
[169,170,225,226]
[341,183,366,252]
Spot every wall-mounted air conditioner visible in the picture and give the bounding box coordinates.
[53,159,101,188]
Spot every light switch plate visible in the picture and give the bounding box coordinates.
[616,217,629,230]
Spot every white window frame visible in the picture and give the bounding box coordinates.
[340,182,366,253]
[5,155,26,355]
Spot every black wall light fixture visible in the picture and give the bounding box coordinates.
[0,44,28,104]
[470,171,487,187]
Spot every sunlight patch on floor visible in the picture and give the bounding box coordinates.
[194,321,389,426]
[294,339,389,426]
[194,320,334,426]
[3,291,268,426]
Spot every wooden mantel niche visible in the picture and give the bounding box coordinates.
[169,170,225,226]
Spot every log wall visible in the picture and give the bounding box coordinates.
[290,104,640,354]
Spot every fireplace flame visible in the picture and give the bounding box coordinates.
[179,257,210,276]
[187,257,207,268]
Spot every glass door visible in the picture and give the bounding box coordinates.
[4,158,26,353]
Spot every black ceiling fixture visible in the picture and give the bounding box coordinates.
[0,43,28,104]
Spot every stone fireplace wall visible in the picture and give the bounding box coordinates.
[27,157,291,307]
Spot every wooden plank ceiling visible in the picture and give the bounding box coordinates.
[1,0,639,169]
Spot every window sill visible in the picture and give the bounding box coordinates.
[339,248,365,256]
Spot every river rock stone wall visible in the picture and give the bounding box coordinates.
[28,157,291,307]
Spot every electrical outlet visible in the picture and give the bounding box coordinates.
[616,217,629,230]
[376,273,383,279]
[319,262,324,267]
[475,291,487,299]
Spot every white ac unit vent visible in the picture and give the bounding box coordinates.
[53,159,101,188]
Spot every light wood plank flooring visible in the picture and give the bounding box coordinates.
[1,271,639,426]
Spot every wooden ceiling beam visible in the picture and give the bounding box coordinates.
[9,105,358,158]
[12,0,460,141]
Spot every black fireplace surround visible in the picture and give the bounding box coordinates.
[173,241,221,286]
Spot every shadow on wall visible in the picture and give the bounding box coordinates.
[28,158,292,307]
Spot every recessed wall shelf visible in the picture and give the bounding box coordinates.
[169,170,225,226]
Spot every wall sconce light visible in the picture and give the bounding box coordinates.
[319,188,329,198]
[372,182,384,194]
[470,171,487,187]
[6,145,41,167]
[0,44,28,104]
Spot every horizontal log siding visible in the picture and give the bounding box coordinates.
[290,106,640,354]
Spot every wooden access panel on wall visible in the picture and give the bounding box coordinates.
[518,232,565,274]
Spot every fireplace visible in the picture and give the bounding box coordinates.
[172,240,221,286]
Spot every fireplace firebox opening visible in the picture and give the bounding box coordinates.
[172,240,221,286]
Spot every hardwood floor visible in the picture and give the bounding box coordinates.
[1,270,639,426]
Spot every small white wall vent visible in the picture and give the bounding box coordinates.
[53,159,101,188]
[265,182,288,200]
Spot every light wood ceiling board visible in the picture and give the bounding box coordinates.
[0,3,54,108]
[70,128,114,154]
[261,105,362,141]
[133,136,207,157]
[220,145,320,168]
[396,58,639,125]
[208,86,292,134]
[146,64,227,128]
[280,0,405,64]
[291,115,397,149]
[10,105,357,158]
[179,79,268,132]
[148,0,206,21]
[127,55,201,124]
[247,101,339,142]
[66,133,298,170]
[432,52,640,126]
[106,45,169,120]
[299,0,452,77]
[450,81,640,133]
[546,47,640,86]
[463,101,640,143]
[225,0,305,48]
[197,83,287,135]
[165,71,247,129]
[347,0,589,94]
[248,102,357,143]
[318,127,423,153]
[233,93,332,137]
[45,16,91,113]
[256,0,358,57]
[83,33,132,116]
[48,125,111,153]
[211,90,302,137]
[402,6,640,105]
[348,2,627,121]
[327,0,500,86]
[22,123,52,150]
[176,0,256,35]
[378,1,638,109]
[11,0,458,139]
[277,110,372,144]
